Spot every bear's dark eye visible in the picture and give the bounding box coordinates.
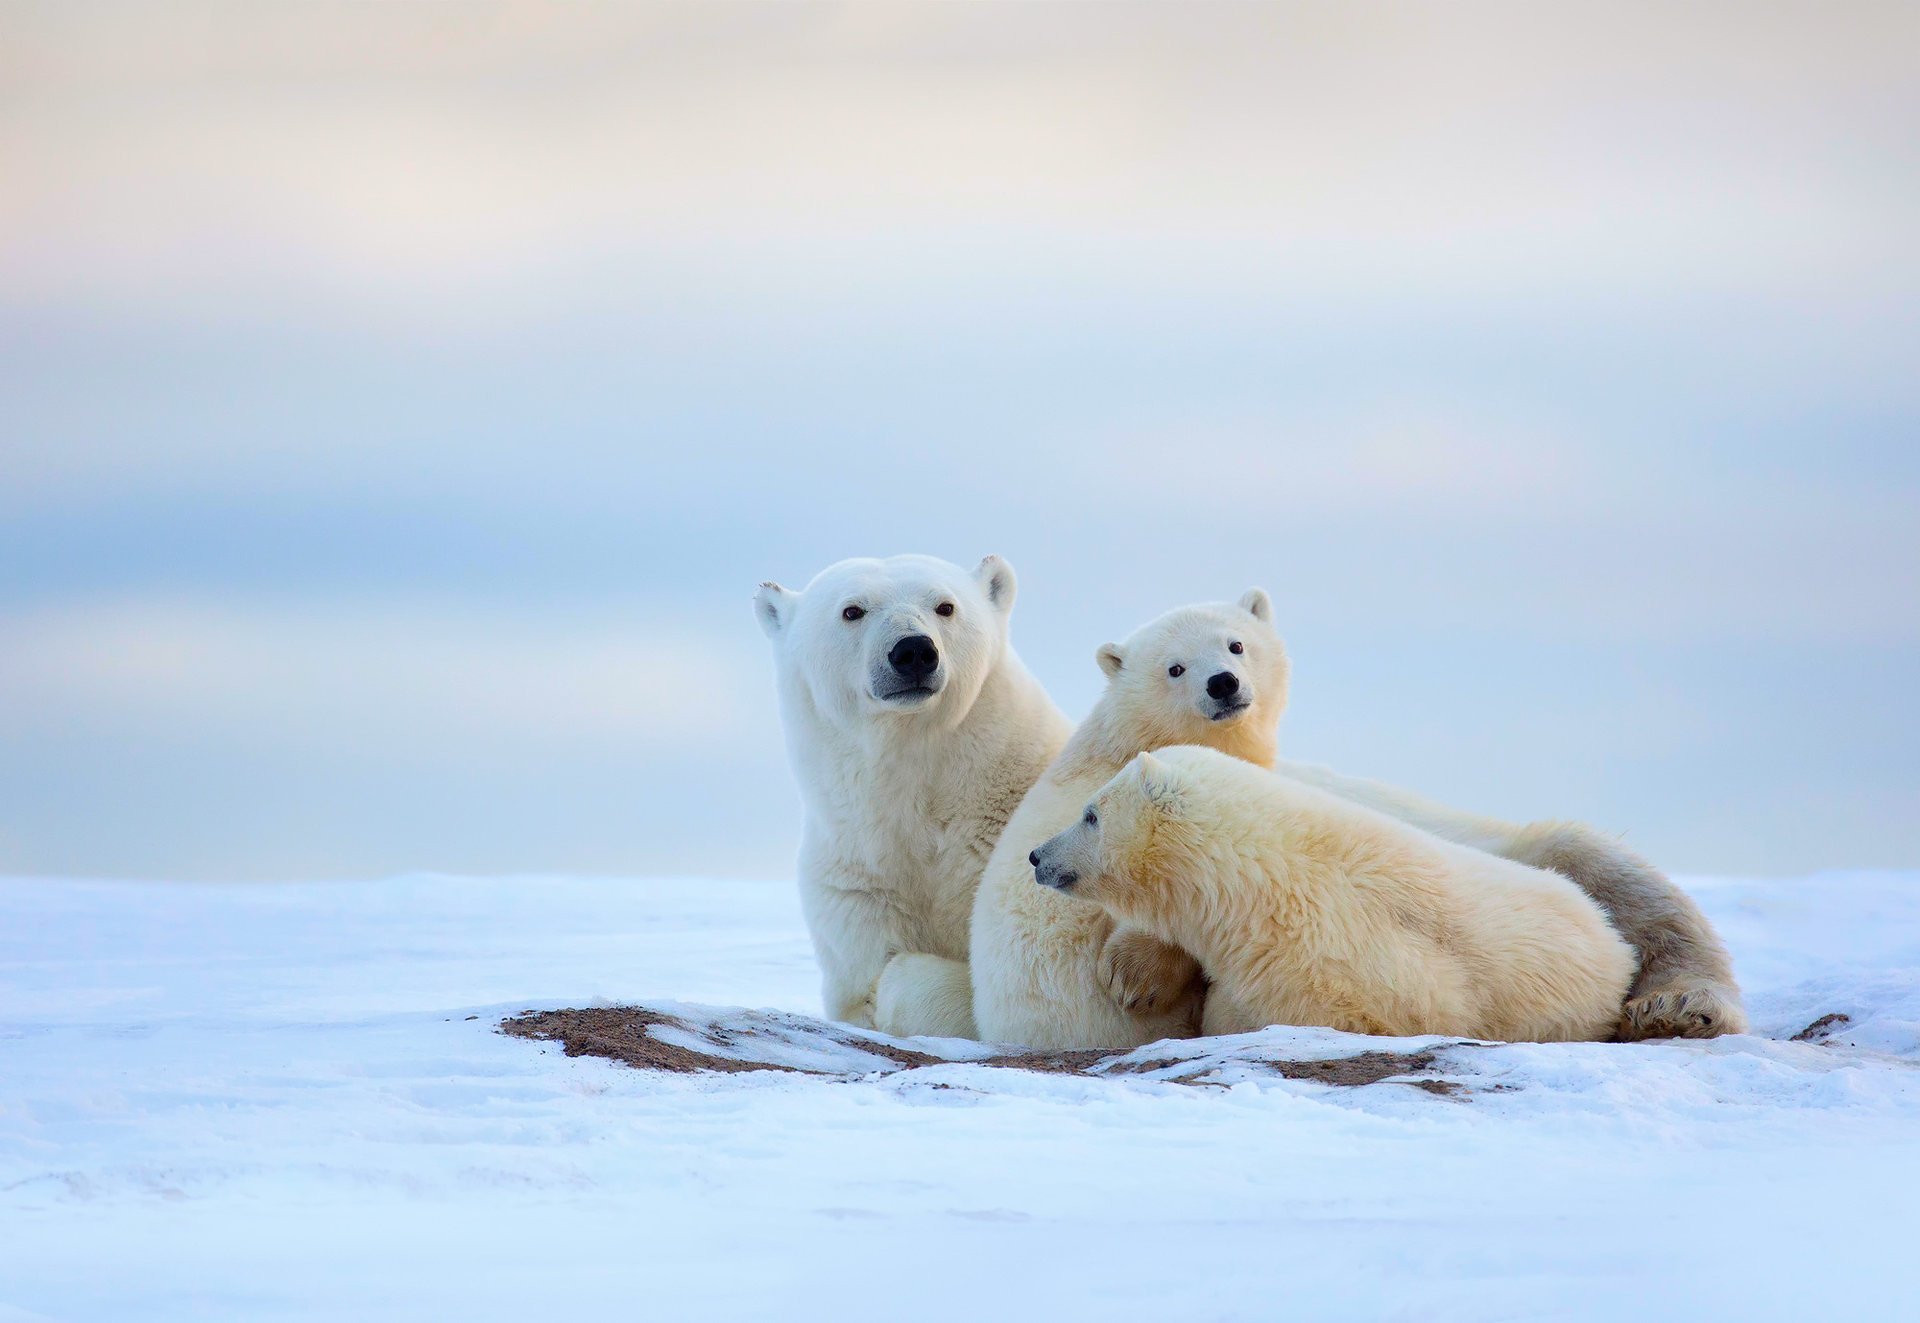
[935,602,955,618]
[1084,808,1098,827]
[1168,664,1185,678]
[842,605,866,622]
[1229,641,1245,655]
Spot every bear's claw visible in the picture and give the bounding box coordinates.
[1097,927,1205,1020]
[1618,983,1748,1040]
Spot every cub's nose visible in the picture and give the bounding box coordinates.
[888,634,940,680]
[1206,670,1240,701]
[1028,850,1041,867]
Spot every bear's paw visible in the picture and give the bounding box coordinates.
[1097,927,1207,1023]
[1618,982,1748,1040]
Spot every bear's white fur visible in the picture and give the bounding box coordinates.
[970,591,1289,1049]
[969,590,1745,1049]
[755,554,1069,1036]
[1267,759,1748,1039]
[1030,746,1638,1043]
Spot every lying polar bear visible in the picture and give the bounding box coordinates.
[967,589,1745,1048]
[1030,746,1637,1043]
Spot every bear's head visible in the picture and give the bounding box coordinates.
[754,554,1017,728]
[1092,589,1289,758]
[1028,748,1209,922]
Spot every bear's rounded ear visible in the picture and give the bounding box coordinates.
[1133,751,1188,806]
[1238,588,1273,623]
[1096,642,1125,680]
[975,554,1016,612]
[754,581,796,640]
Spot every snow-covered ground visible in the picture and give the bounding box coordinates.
[3,871,1917,1322]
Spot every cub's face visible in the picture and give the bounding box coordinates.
[1028,752,1185,915]
[1094,589,1289,745]
[754,554,1016,726]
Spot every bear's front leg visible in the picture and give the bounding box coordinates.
[1096,924,1207,1029]
[800,868,908,1029]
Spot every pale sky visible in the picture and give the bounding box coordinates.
[3,1,1917,879]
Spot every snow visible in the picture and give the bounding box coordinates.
[3,871,1917,1321]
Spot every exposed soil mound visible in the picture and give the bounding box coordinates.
[501,1003,1464,1095]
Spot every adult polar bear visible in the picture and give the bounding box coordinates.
[754,554,1066,1035]
[756,554,1745,1045]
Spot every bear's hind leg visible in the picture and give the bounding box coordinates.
[1510,822,1748,1039]
[1618,983,1748,1041]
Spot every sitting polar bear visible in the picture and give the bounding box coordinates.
[754,554,1069,1036]
[1030,746,1637,1043]
[968,589,1746,1049]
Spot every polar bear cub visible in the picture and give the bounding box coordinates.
[970,590,1290,1049]
[1031,746,1638,1043]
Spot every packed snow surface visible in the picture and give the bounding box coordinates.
[3,870,1918,1321]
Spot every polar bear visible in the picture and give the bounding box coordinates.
[754,554,1070,1036]
[969,590,1290,1049]
[1030,747,1637,1042]
[1266,760,1748,1040]
[969,590,1747,1049]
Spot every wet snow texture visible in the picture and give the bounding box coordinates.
[3,871,1918,1321]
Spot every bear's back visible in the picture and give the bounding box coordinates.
[1161,746,1634,1042]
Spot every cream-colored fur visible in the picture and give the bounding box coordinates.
[966,588,1744,1049]
[1033,747,1637,1043]
[1269,760,1748,1038]
[756,555,1070,1037]
[765,561,1746,1047]
[970,590,1288,1049]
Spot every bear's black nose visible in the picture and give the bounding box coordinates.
[1028,850,1041,867]
[888,634,940,680]
[1207,670,1240,700]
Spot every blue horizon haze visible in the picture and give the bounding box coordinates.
[2,2,1916,879]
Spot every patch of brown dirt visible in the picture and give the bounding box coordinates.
[1100,1048,1449,1090]
[1790,1012,1853,1043]
[499,1006,1461,1095]
[503,1007,787,1075]
[975,1047,1117,1076]
[502,1007,949,1076]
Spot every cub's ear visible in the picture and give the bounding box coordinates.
[976,554,1016,612]
[1238,588,1272,623]
[754,581,797,639]
[1132,751,1189,806]
[1096,642,1125,680]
